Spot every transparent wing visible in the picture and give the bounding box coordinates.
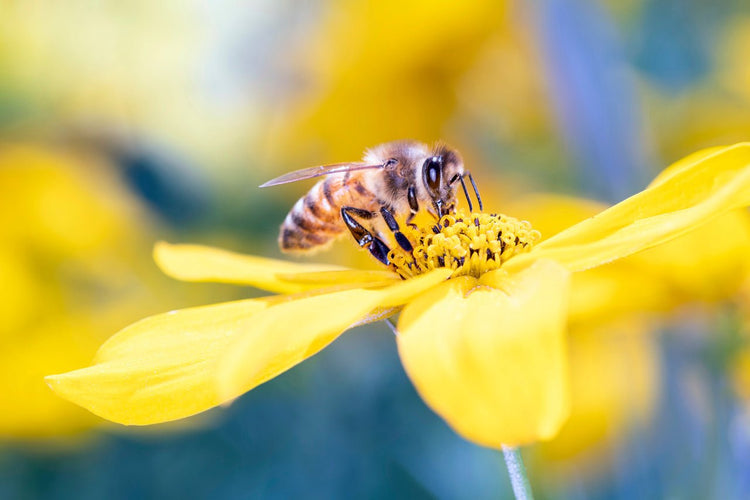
[259,162,384,187]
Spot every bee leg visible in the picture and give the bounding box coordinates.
[380,206,413,252]
[406,186,419,229]
[341,206,391,265]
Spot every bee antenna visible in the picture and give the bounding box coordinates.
[458,175,474,212]
[468,172,483,211]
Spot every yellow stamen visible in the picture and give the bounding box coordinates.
[389,211,541,279]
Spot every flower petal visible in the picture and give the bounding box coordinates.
[275,269,399,286]
[47,269,450,426]
[648,145,728,188]
[215,268,452,401]
[374,268,453,307]
[396,260,571,447]
[154,242,354,293]
[46,297,276,425]
[507,143,750,272]
[214,290,387,403]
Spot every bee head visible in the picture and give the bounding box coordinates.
[422,145,464,217]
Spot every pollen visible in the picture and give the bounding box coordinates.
[388,211,541,279]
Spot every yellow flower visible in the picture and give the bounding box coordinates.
[265,0,511,170]
[0,144,180,437]
[531,318,659,476]
[49,143,750,447]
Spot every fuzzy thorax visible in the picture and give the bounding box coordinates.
[389,211,541,279]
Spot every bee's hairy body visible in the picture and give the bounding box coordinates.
[280,171,382,251]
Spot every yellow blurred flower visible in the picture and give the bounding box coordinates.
[49,143,750,448]
[0,144,180,438]
[533,318,659,470]
[266,0,509,165]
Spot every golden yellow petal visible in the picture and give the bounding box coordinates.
[47,298,275,425]
[648,145,728,189]
[214,290,387,402]
[47,269,449,426]
[154,242,353,293]
[374,268,453,307]
[507,143,750,272]
[397,260,571,448]
[275,270,399,286]
[215,268,452,401]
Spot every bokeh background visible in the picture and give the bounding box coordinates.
[2,0,750,498]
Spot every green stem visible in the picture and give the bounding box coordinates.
[502,446,534,500]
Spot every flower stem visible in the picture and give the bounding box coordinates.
[502,446,534,500]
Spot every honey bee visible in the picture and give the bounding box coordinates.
[260,140,482,265]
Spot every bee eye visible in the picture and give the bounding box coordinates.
[423,156,443,195]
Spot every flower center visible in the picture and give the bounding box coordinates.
[388,210,541,279]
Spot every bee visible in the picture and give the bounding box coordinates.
[260,140,482,265]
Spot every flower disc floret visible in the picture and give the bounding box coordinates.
[389,210,541,279]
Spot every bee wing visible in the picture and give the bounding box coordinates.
[259,162,384,187]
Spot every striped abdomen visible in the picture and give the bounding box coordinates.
[279,173,377,252]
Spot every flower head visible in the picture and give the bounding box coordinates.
[48,143,750,448]
[389,212,540,279]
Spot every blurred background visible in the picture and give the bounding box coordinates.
[2,0,750,498]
